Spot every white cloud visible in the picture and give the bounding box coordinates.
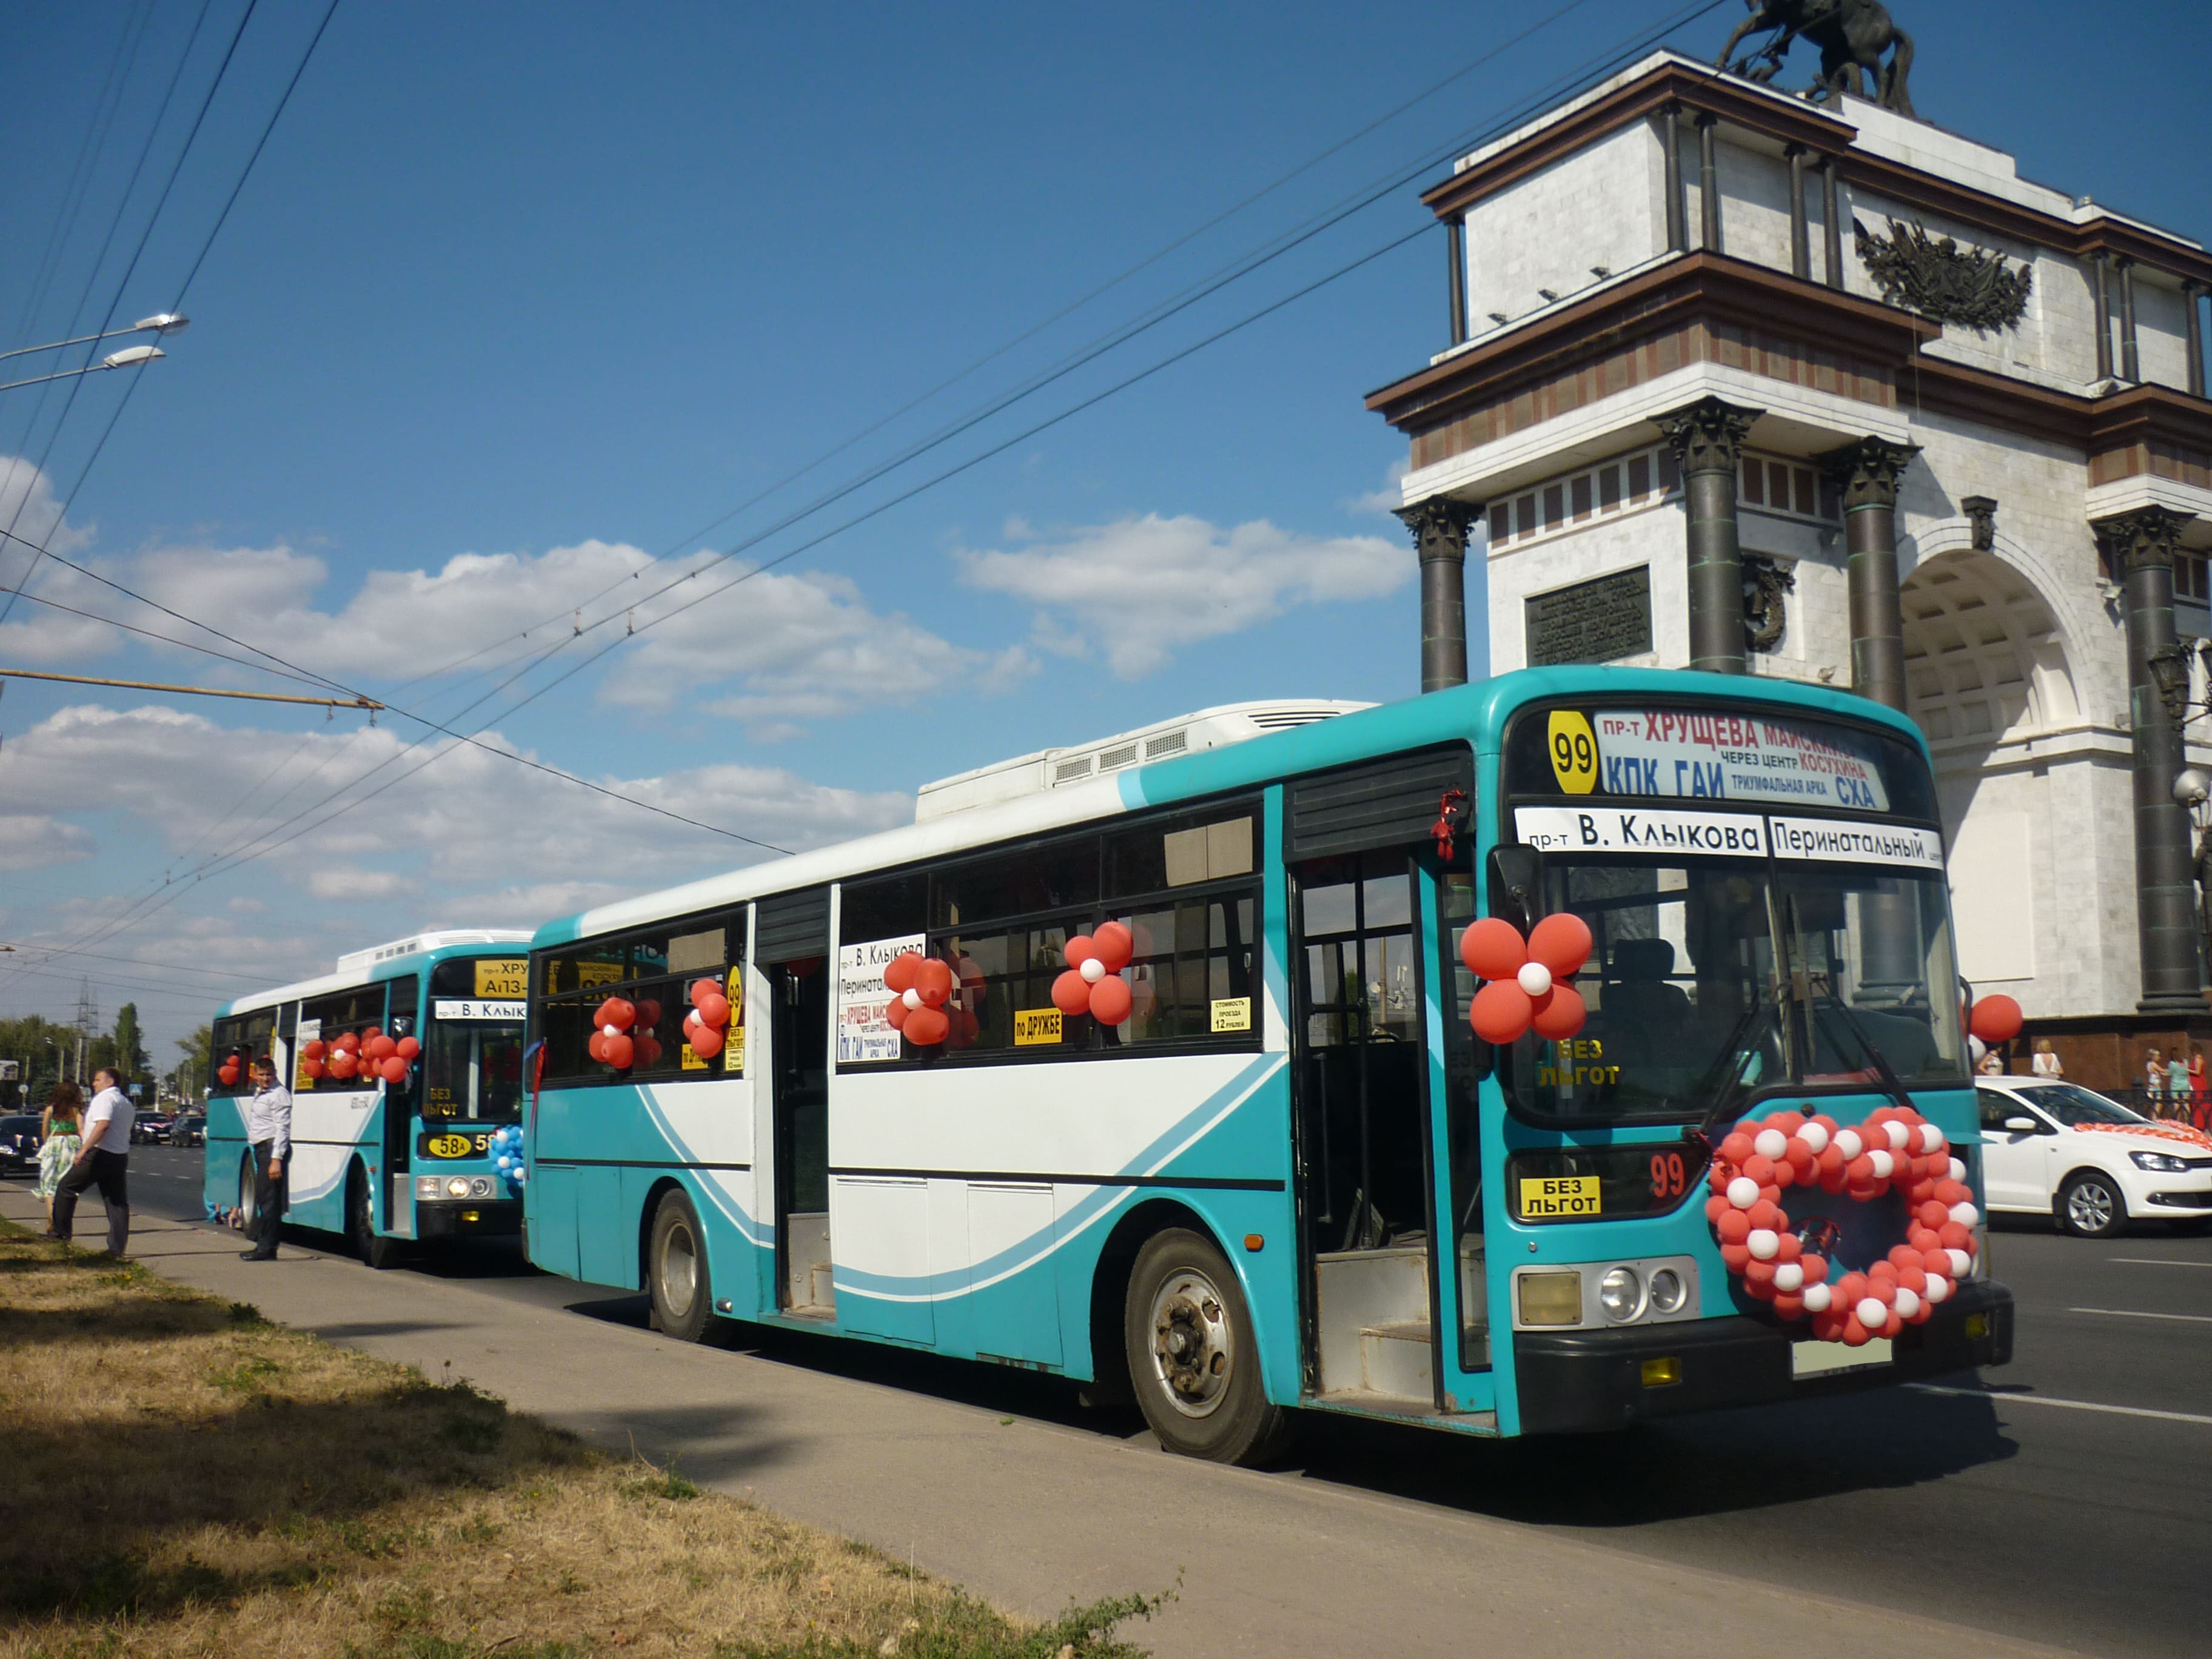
[0,814,95,871]
[305,866,418,900]
[953,513,1409,677]
[1349,458,1412,517]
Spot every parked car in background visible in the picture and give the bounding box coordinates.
[131,1111,173,1145]
[0,1114,39,1175]
[168,1113,205,1148]
[1976,1076,2212,1238]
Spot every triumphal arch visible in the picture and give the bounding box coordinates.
[1367,43,2211,1085]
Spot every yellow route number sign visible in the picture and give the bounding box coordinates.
[1518,1175,1601,1219]
[424,1133,475,1160]
[474,957,528,998]
[1546,710,1599,795]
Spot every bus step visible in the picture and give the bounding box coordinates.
[1308,1389,1496,1433]
[1359,1321,1434,1399]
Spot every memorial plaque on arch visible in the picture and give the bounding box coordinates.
[1524,565,1652,667]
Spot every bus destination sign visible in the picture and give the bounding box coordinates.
[1547,708,1889,811]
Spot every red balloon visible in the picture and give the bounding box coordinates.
[634,999,663,1030]
[301,1038,326,1061]
[218,1062,241,1085]
[903,1005,950,1046]
[395,1036,421,1061]
[335,1031,360,1054]
[883,953,922,994]
[695,991,731,1029]
[1716,1209,1750,1243]
[1088,975,1133,1027]
[1460,917,1526,981]
[689,1025,725,1059]
[588,1031,608,1062]
[883,996,910,1031]
[1470,979,1533,1044]
[1529,982,1587,1041]
[1969,993,2023,1045]
[914,957,954,1008]
[328,1050,358,1078]
[365,1027,384,1044]
[1063,934,1098,971]
[1051,970,1092,1016]
[948,1008,980,1048]
[1527,911,1594,977]
[1092,921,1134,973]
[366,1034,398,1062]
[691,976,721,1008]
[301,1056,326,1080]
[380,1056,409,1084]
[605,998,636,1031]
[603,1033,635,1070]
[635,1034,663,1068]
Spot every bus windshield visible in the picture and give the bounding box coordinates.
[423,1015,526,1121]
[1497,854,1965,1124]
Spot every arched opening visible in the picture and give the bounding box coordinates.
[1900,550,2077,746]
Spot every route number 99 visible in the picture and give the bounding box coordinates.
[1649,1151,1687,1200]
[1547,710,1598,796]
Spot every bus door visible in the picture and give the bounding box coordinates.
[757,889,833,1318]
[1285,748,1474,1411]
[383,976,421,1236]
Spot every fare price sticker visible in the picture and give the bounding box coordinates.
[1518,1175,1601,1220]
[1209,997,1253,1033]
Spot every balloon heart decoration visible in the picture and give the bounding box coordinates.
[489,1123,528,1191]
[1460,913,1594,1044]
[588,996,664,1071]
[301,1028,420,1087]
[884,951,956,1047]
[1052,921,1135,1027]
[1706,1103,1979,1347]
[681,979,732,1061]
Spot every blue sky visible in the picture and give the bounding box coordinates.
[0,0,2204,1053]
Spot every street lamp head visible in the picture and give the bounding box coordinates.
[100,344,165,370]
[2175,766,2210,808]
[132,312,189,335]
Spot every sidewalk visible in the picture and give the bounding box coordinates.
[3,1185,2088,1659]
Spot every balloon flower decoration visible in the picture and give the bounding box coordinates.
[883,952,955,1047]
[588,996,663,1071]
[1706,1102,1979,1347]
[216,1051,244,1088]
[1966,992,2023,1059]
[489,1123,528,1191]
[1459,914,1593,1044]
[1052,922,1134,1027]
[682,978,733,1061]
[298,1028,421,1087]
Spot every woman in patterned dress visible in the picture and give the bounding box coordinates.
[33,1081,85,1225]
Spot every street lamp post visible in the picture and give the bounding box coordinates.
[0,313,189,366]
[0,343,169,394]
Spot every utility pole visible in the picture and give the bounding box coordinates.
[73,977,98,1084]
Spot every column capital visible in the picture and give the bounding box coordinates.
[1395,496,1478,560]
[1654,397,1761,475]
[2094,504,2195,573]
[1817,436,1920,511]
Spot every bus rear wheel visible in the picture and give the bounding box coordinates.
[347,1164,403,1270]
[1124,1228,1289,1466]
[649,1190,712,1343]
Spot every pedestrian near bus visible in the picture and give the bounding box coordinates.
[47,1067,132,1255]
[33,1081,84,1225]
[2031,1038,2064,1080]
[2169,1047,2192,1120]
[2144,1047,2166,1118]
[240,1055,291,1262]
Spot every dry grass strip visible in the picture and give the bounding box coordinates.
[0,1222,1158,1658]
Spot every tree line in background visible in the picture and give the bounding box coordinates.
[0,1007,210,1111]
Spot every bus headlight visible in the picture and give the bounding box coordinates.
[1598,1266,1645,1322]
[446,1176,471,1198]
[1517,1270,1582,1326]
[1647,1268,1688,1316]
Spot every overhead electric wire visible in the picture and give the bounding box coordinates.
[0,942,270,985]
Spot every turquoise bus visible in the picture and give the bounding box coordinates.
[521,673,2013,1461]
[204,931,534,1265]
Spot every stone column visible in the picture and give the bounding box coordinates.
[2186,280,2206,397]
[2118,256,2141,382]
[1820,158,1845,290]
[2098,506,2204,1012]
[1446,218,1467,347]
[1697,114,1723,253]
[2091,253,2114,380]
[1818,438,1920,711]
[1663,105,1688,253]
[1656,398,1761,676]
[1395,497,1479,692]
[1785,145,1811,280]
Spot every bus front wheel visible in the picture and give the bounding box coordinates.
[237,1153,257,1232]
[1124,1228,1289,1466]
[649,1190,712,1343]
[347,1164,403,1270]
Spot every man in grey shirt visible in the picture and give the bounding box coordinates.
[241,1055,291,1262]
[48,1065,133,1255]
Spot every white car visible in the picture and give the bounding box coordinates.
[1976,1076,2212,1238]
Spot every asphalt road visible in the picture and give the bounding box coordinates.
[93,1145,2212,1656]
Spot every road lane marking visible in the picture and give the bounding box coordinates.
[1908,1384,2212,1427]
[2068,1306,2212,1323]
[2110,1257,2212,1268]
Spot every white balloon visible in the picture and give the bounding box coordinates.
[1919,1123,1945,1153]
[1798,1121,1831,1153]
[1893,1287,1922,1319]
[1948,1201,1980,1227]
[1834,1129,1864,1159]
[602,1024,621,1039]
[1948,1156,1967,1181]
[1868,1149,1895,1179]
[1855,1296,1889,1329]
[1748,1228,1780,1260]
[1080,957,1107,985]
[1923,1276,1949,1303]
[1969,1034,1987,1062]
[1884,1120,1912,1151]
[1946,1247,1972,1276]
[903,988,923,1010]
[1726,1176,1760,1209]
[1774,1262,1805,1292]
[1801,1282,1833,1313]
[1517,961,1553,997]
[1754,1128,1788,1160]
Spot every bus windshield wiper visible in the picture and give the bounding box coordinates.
[1686,990,1780,1148]
[1780,893,1923,1119]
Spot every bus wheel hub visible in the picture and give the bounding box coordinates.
[1148,1271,1230,1417]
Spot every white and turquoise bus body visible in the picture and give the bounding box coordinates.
[203,931,534,1265]
[523,672,2013,1460]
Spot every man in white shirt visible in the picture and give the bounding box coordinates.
[48,1066,133,1255]
[241,1056,292,1262]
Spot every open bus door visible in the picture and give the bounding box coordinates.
[1285,747,1491,1418]
[756,888,834,1319]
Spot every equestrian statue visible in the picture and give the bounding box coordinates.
[1715,0,1917,118]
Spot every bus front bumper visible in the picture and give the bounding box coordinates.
[1511,1279,2013,1435]
[414,1197,523,1239]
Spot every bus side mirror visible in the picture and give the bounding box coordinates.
[1488,845,1543,932]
